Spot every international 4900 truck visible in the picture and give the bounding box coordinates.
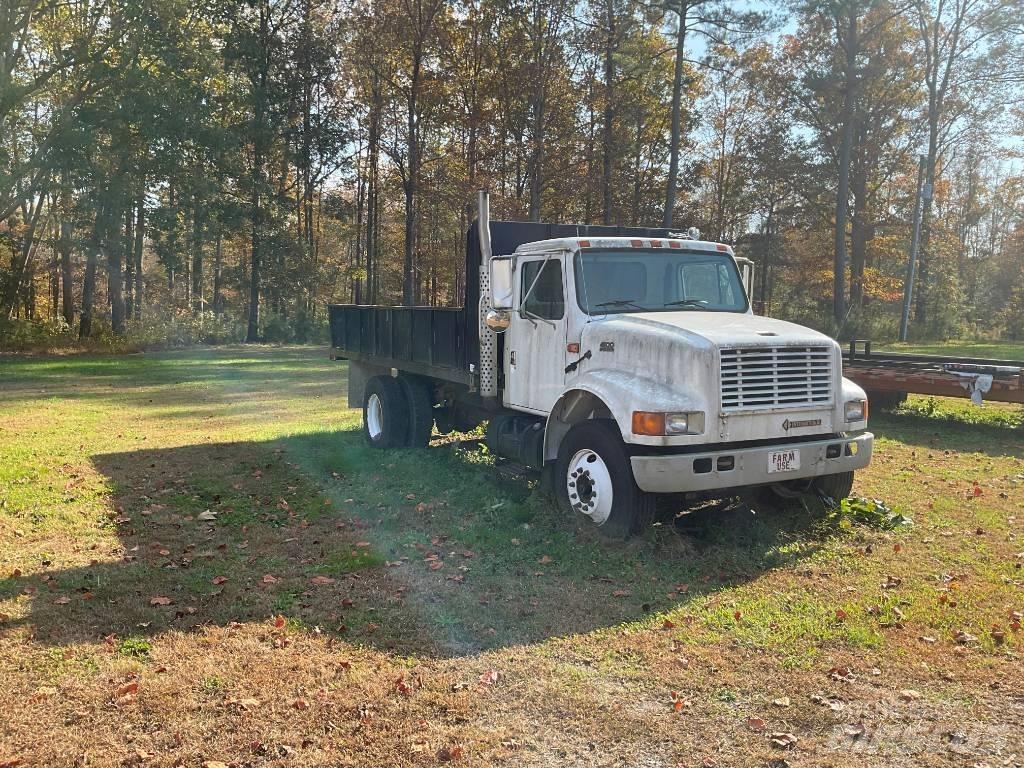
[329,191,872,537]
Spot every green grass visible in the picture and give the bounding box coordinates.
[2,345,1022,767]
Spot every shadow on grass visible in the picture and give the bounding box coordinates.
[0,428,832,657]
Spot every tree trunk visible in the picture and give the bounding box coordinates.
[133,188,144,320]
[79,216,101,339]
[106,203,126,335]
[849,160,869,312]
[832,8,857,327]
[365,72,381,303]
[663,0,688,227]
[601,0,616,225]
[246,0,270,343]
[403,53,421,306]
[59,214,74,326]
[213,229,223,315]
[527,2,546,222]
[191,206,204,314]
[124,205,134,320]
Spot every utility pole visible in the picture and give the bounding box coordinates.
[899,155,928,342]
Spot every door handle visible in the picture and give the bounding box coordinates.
[510,351,516,366]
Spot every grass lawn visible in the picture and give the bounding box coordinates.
[877,339,1024,361]
[1,346,1022,767]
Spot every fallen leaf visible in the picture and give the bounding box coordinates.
[262,574,279,585]
[202,762,230,768]
[116,681,139,697]
[662,618,676,630]
[54,596,70,605]
[310,575,335,586]
[746,717,766,732]
[149,596,172,606]
[773,697,791,707]
[478,669,502,687]
[197,510,217,521]
[273,616,286,629]
[436,745,464,762]
[844,722,866,739]
[828,666,855,682]
[212,576,228,585]
[953,629,978,645]
[769,732,798,750]
[292,698,309,710]
[900,689,921,701]
[226,696,259,710]
[882,575,902,589]
[612,589,630,597]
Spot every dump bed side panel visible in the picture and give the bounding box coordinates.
[328,305,473,385]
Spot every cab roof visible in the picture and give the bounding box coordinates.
[514,235,735,255]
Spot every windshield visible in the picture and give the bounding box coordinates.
[574,248,748,315]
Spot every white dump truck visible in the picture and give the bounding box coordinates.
[329,191,872,537]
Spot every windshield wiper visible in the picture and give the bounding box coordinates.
[594,298,646,310]
[664,298,709,309]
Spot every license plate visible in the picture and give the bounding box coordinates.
[768,449,800,473]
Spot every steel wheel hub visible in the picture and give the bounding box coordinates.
[566,449,613,525]
[367,393,384,439]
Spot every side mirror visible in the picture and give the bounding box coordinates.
[489,256,513,310]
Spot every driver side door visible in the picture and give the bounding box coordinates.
[504,255,568,413]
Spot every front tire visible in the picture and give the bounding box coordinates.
[554,420,653,539]
[815,471,855,503]
[362,376,409,449]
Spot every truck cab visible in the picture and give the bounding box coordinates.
[330,192,872,538]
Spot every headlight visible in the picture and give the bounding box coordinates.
[844,399,868,422]
[632,411,705,435]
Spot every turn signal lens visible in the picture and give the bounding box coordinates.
[632,411,705,435]
[632,411,666,436]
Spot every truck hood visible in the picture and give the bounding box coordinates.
[589,311,835,348]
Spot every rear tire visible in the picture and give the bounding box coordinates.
[362,376,409,449]
[815,471,855,503]
[399,375,435,447]
[554,420,653,539]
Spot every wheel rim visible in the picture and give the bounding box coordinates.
[367,393,384,440]
[566,448,614,525]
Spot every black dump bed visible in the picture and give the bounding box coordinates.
[328,219,685,384]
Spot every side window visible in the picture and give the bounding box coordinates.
[521,259,564,320]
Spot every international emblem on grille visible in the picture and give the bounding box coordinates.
[782,418,822,431]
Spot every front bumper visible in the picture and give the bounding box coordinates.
[630,432,873,494]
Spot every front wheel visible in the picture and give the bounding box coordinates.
[815,471,855,503]
[554,420,653,539]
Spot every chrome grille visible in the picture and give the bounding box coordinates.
[720,346,833,411]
